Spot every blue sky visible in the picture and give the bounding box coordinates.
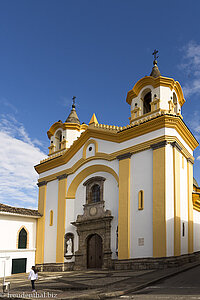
[0,0,200,208]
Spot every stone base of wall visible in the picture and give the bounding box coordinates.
[36,252,200,272]
[36,262,74,272]
[112,251,200,270]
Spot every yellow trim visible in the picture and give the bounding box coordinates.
[82,139,98,159]
[35,184,47,264]
[47,122,88,139]
[138,190,144,210]
[153,146,166,257]
[173,147,181,256]
[66,165,118,199]
[36,115,198,174]
[118,157,131,259]
[49,210,53,226]
[126,76,185,107]
[56,176,67,263]
[38,135,194,185]
[187,161,193,253]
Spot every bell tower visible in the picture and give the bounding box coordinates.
[47,97,88,156]
[126,50,185,126]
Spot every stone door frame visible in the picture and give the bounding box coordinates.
[72,202,113,270]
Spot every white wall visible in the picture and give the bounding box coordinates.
[165,144,174,257]
[0,214,37,277]
[44,180,58,263]
[193,209,200,252]
[130,149,153,258]
[180,154,188,254]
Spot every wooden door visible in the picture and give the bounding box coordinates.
[87,234,103,268]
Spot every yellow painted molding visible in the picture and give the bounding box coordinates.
[153,145,166,257]
[35,115,198,175]
[37,135,194,184]
[173,146,181,256]
[35,184,47,264]
[82,139,98,159]
[66,165,119,199]
[187,161,193,253]
[118,157,131,259]
[126,76,185,107]
[56,175,67,263]
[89,113,98,125]
[47,122,88,139]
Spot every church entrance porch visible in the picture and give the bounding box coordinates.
[72,201,113,270]
[87,234,103,268]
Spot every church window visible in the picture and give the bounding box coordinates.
[89,146,92,151]
[49,210,53,226]
[55,130,62,150]
[83,176,106,204]
[182,222,185,237]
[91,184,100,203]
[18,228,27,249]
[173,92,178,114]
[138,190,144,210]
[143,92,152,114]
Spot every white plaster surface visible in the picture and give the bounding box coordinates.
[165,144,174,257]
[180,154,188,255]
[0,215,37,277]
[44,180,58,263]
[193,209,200,252]
[130,149,153,258]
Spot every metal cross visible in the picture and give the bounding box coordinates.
[152,49,159,60]
[72,96,76,106]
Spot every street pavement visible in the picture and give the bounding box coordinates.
[0,261,200,299]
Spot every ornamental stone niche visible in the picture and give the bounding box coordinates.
[72,177,113,270]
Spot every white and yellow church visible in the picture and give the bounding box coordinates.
[2,57,200,277]
[32,57,200,271]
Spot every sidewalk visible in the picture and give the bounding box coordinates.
[0,261,200,300]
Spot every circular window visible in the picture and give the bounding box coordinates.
[89,147,92,151]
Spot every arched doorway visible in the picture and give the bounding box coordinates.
[87,234,103,268]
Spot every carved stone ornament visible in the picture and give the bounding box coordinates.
[72,201,113,270]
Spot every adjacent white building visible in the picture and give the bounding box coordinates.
[0,203,40,277]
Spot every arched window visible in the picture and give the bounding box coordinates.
[49,210,53,226]
[91,184,100,203]
[173,92,178,113]
[83,176,106,204]
[18,228,27,249]
[143,92,152,114]
[55,130,62,150]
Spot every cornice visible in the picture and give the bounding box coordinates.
[126,76,185,107]
[47,122,88,139]
[35,115,198,174]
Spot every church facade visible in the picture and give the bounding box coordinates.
[34,60,200,270]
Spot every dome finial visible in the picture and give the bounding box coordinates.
[65,95,80,124]
[150,49,161,78]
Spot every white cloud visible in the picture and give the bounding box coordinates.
[197,156,200,161]
[180,41,200,97]
[0,114,46,209]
